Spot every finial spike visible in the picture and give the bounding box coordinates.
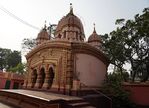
[93,23,96,33]
[44,20,47,29]
[70,3,73,14]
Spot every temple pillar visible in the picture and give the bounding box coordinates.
[23,79,28,88]
[30,71,37,88]
[42,64,50,89]
[66,50,73,95]
[34,66,42,88]
[27,80,32,88]
[26,71,33,88]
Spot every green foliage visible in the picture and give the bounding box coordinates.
[22,38,36,54]
[0,48,11,70]
[102,7,149,82]
[0,48,21,70]
[7,51,21,68]
[8,63,26,75]
[102,73,136,108]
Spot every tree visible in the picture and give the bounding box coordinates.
[0,48,21,70]
[0,48,11,70]
[102,28,128,81]
[21,38,36,54]
[8,63,26,75]
[102,8,149,82]
[102,72,136,108]
[128,8,149,82]
[7,50,21,69]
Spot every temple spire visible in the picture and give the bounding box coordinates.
[93,23,96,33]
[44,20,47,29]
[43,20,47,31]
[69,3,73,14]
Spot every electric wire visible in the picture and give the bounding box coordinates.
[0,5,40,30]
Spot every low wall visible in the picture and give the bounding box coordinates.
[0,72,24,89]
[0,78,6,89]
[123,83,149,107]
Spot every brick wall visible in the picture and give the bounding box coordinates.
[123,83,149,106]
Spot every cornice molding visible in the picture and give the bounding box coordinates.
[26,40,109,66]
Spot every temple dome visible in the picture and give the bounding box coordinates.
[55,4,85,41]
[88,26,102,43]
[56,11,84,34]
[88,24,102,50]
[36,25,49,45]
[37,28,49,40]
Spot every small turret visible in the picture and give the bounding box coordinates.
[88,23,102,50]
[36,22,49,45]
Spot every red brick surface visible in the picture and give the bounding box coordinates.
[124,83,149,106]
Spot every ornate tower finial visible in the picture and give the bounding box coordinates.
[44,20,47,30]
[70,3,73,14]
[93,23,96,33]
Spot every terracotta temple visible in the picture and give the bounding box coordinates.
[23,5,109,96]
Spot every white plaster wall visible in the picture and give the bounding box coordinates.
[75,53,107,87]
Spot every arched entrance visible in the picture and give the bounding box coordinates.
[31,69,37,88]
[49,67,54,88]
[39,67,45,88]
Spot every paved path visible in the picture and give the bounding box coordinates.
[0,102,15,108]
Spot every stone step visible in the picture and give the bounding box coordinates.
[69,102,90,107]
[67,99,95,108]
[67,99,85,103]
[78,106,96,108]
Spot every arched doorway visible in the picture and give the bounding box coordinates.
[31,69,37,88]
[39,67,45,88]
[49,67,54,88]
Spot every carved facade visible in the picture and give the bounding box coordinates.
[23,5,109,96]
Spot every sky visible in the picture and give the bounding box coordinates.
[0,0,148,52]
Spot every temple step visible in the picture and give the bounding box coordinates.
[66,99,95,108]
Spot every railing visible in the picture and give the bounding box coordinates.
[80,82,112,108]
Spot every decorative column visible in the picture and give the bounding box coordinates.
[66,50,73,95]
[62,50,67,94]
[31,70,37,88]
[34,66,42,88]
[30,73,34,88]
[26,69,33,88]
[42,64,50,89]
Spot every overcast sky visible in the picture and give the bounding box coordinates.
[0,0,148,52]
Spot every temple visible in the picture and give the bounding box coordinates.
[23,4,109,96]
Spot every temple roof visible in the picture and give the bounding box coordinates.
[88,24,102,43]
[36,24,49,40]
[55,4,84,37]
